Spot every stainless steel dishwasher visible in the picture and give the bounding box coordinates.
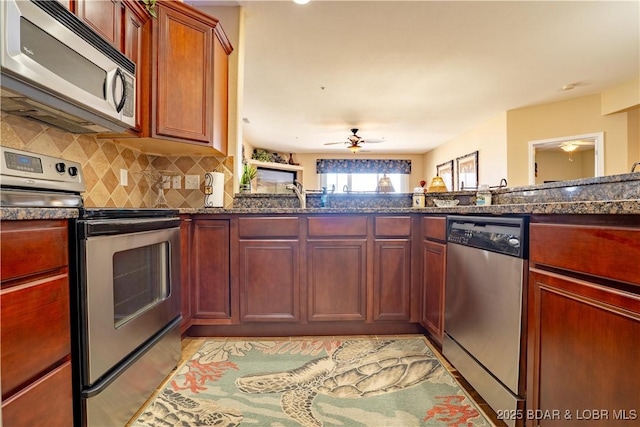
[443,215,528,427]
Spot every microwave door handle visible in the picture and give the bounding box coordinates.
[112,68,127,113]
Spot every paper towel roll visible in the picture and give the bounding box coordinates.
[204,172,224,207]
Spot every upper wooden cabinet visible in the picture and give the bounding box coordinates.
[150,0,232,154]
[75,0,122,47]
[74,0,149,132]
[77,0,233,155]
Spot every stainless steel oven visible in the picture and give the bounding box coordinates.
[74,209,182,427]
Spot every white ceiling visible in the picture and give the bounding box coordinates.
[188,0,640,155]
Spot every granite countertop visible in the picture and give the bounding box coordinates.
[2,173,639,220]
[180,199,640,216]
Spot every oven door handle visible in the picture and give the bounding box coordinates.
[78,217,181,238]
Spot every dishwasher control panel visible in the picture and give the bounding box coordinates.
[447,216,528,258]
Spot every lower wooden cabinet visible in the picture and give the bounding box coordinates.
[527,270,640,426]
[180,216,193,331]
[421,240,446,344]
[191,219,231,320]
[527,218,640,426]
[373,216,413,321]
[420,216,447,345]
[1,220,73,426]
[239,240,300,322]
[307,239,367,321]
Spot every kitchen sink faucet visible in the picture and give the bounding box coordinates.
[286,180,306,209]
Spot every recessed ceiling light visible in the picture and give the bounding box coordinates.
[293,0,311,4]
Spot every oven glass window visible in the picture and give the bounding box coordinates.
[112,242,170,328]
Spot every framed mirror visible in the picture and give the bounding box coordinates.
[528,132,604,185]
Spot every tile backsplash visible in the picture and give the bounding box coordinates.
[1,113,234,208]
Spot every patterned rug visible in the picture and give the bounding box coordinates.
[130,336,493,427]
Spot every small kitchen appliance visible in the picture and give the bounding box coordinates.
[1,0,136,133]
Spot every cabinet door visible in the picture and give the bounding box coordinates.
[527,269,640,426]
[75,0,122,47]
[1,362,73,427]
[191,220,230,319]
[154,4,213,144]
[421,240,446,345]
[373,239,411,321]
[307,240,366,321]
[122,0,149,132]
[239,240,299,322]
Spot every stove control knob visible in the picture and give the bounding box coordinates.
[55,162,66,174]
[68,166,78,177]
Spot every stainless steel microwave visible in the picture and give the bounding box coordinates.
[0,0,136,133]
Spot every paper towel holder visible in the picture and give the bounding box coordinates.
[204,171,224,207]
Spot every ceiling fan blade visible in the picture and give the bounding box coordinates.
[323,141,347,146]
[361,139,384,144]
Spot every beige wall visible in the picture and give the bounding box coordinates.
[423,113,508,190]
[294,153,425,192]
[506,94,635,186]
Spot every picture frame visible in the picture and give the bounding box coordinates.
[436,160,454,191]
[456,150,478,190]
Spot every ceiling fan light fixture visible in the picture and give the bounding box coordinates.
[560,141,579,152]
[348,145,361,154]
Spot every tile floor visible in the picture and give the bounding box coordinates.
[127,334,505,427]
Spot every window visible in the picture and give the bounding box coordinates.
[320,173,408,193]
[316,159,412,193]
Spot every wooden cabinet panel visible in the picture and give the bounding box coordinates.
[308,216,367,237]
[180,217,192,331]
[212,32,229,154]
[1,219,72,427]
[1,275,70,397]
[191,220,231,319]
[307,240,366,321]
[423,216,447,242]
[122,0,149,132]
[421,240,446,345]
[527,269,640,426]
[530,223,640,286]
[1,361,73,427]
[239,241,299,322]
[374,216,411,237]
[238,217,299,238]
[0,220,67,282]
[154,4,213,144]
[76,0,121,47]
[373,239,411,321]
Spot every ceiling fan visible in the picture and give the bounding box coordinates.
[323,128,384,153]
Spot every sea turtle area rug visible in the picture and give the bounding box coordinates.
[130,336,494,427]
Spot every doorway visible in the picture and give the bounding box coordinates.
[528,132,604,185]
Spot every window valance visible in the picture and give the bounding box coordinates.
[316,159,411,174]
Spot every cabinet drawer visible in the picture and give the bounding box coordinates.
[423,216,447,242]
[1,275,71,396]
[238,217,299,238]
[1,220,68,281]
[374,216,411,237]
[530,223,640,286]
[1,361,73,426]
[308,216,367,237]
